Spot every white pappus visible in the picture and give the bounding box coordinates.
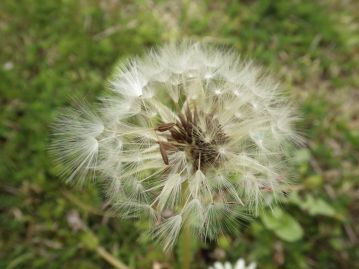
[50,42,301,250]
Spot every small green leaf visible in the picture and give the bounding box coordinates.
[302,197,336,217]
[289,194,336,218]
[261,208,303,242]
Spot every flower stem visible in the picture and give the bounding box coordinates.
[63,191,130,269]
[180,223,192,269]
[96,246,130,269]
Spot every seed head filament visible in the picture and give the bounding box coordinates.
[155,106,229,172]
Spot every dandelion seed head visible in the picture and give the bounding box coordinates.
[51,42,301,250]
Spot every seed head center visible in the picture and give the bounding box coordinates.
[155,106,228,171]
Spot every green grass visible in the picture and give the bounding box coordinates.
[1,0,358,268]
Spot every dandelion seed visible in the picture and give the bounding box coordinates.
[51,42,301,250]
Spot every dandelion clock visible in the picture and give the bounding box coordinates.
[51,43,301,257]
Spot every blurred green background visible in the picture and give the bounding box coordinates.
[1,0,358,268]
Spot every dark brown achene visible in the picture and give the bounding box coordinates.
[155,106,229,171]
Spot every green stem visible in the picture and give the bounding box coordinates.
[63,184,130,268]
[96,246,130,269]
[180,223,191,269]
